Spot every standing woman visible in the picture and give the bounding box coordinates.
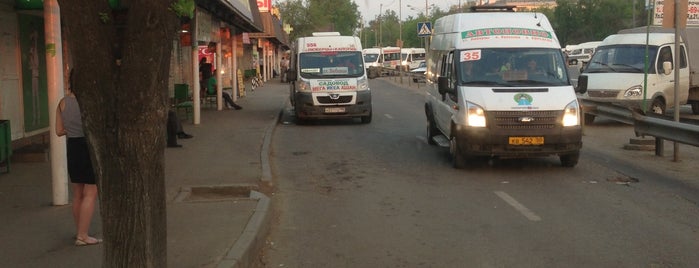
[55,87,102,246]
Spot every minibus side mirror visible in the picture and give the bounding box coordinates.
[663,61,672,75]
[287,69,297,82]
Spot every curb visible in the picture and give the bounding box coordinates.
[216,102,283,267]
[216,190,271,268]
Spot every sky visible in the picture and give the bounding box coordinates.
[356,0,463,22]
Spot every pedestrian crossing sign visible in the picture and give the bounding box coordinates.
[417,22,432,37]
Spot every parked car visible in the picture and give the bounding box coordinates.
[411,61,426,83]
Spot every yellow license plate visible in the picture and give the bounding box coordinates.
[509,136,544,145]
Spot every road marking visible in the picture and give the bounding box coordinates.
[494,191,542,222]
[384,114,393,119]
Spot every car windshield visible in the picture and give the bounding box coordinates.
[364,53,378,63]
[299,51,365,78]
[458,48,570,87]
[584,45,658,74]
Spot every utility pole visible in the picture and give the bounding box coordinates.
[379,4,383,47]
[399,0,403,83]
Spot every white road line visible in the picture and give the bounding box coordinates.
[494,191,542,222]
[384,114,393,119]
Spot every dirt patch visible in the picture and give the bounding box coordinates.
[176,184,260,202]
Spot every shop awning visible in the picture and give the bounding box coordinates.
[248,12,289,48]
[196,0,263,33]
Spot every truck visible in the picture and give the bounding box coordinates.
[287,32,372,124]
[577,26,699,124]
[424,7,583,168]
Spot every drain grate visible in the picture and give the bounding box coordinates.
[175,184,259,202]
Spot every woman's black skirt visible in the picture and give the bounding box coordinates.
[66,137,96,184]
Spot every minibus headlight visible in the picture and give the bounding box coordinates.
[562,100,580,127]
[466,102,486,127]
[298,80,311,92]
[358,77,369,91]
[624,85,643,97]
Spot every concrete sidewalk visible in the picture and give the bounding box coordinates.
[0,79,288,268]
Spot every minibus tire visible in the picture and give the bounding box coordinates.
[449,136,466,169]
[584,113,596,125]
[651,98,665,115]
[426,112,438,145]
[360,111,372,124]
[560,151,580,167]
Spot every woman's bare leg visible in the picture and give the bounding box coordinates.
[75,184,99,243]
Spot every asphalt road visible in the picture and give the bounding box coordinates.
[260,78,699,267]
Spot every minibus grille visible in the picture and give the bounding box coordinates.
[489,110,560,129]
[587,90,620,98]
[316,95,353,104]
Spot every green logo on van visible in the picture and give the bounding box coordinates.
[514,93,533,106]
[461,28,552,39]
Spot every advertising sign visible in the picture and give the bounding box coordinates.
[257,0,271,12]
[653,0,698,26]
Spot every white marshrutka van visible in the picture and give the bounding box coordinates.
[425,11,583,168]
[363,48,382,78]
[401,47,427,70]
[287,32,372,123]
[381,46,402,70]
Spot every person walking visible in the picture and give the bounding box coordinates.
[55,87,102,246]
[280,56,289,82]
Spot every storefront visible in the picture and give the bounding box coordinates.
[248,2,290,83]
[173,0,264,123]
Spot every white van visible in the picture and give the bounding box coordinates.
[363,48,382,78]
[425,9,583,168]
[381,46,402,70]
[401,47,426,71]
[287,32,372,124]
[578,27,699,122]
[566,41,601,63]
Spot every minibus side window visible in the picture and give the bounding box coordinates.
[444,52,457,102]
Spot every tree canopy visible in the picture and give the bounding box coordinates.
[280,0,652,49]
[277,0,361,40]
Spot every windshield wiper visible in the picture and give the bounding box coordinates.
[301,73,323,78]
[611,63,644,72]
[589,61,618,72]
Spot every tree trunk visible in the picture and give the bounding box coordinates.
[58,0,178,266]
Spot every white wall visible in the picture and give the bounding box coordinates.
[0,3,24,140]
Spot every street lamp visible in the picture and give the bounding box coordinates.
[406,2,433,19]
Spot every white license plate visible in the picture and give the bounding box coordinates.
[324,107,346,113]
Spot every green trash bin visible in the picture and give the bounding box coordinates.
[0,120,10,174]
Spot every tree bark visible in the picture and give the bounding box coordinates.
[57,0,178,266]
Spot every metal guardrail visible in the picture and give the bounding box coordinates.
[632,110,699,147]
[581,99,634,125]
[581,99,699,147]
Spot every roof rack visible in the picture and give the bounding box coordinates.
[469,5,517,12]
